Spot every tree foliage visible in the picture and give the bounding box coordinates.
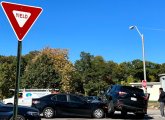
[0,56,17,98]
[21,48,74,93]
[0,49,164,98]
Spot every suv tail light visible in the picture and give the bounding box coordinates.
[118,91,127,96]
[32,100,40,104]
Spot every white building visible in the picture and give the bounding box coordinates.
[159,74,165,91]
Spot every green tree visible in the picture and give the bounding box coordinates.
[90,56,108,95]
[21,48,74,93]
[103,61,117,84]
[74,52,94,95]
[21,50,59,88]
[158,63,165,75]
[146,61,160,82]
[74,53,109,95]
[112,63,128,84]
[0,56,17,98]
[131,59,144,82]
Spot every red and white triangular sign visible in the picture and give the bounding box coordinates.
[1,1,42,41]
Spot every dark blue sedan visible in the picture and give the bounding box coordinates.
[0,102,41,120]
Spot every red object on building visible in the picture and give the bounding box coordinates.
[1,1,42,41]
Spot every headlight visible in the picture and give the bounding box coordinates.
[27,111,39,116]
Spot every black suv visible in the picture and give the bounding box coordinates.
[105,85,149,118]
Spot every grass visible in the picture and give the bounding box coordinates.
[148,101,159,109]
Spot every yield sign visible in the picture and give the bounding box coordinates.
[1,1,42,41]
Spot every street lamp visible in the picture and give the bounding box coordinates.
[129,25,147,93]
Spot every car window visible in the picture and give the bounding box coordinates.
[110,85,116,93]
[69,95,83,103]
[51,95,57,101]
[106,86,112,93]
[41,94,54,100]
[56,95,67,102]
[121,86,145,97]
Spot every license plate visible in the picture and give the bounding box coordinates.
[131,97,137,101]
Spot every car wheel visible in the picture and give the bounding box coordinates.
[7,103,13,105]
[9,115,25,120]
[43,107,55,118]
[93,108,104,119]
[107,100,114,116]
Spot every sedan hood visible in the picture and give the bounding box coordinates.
[1,104,39,112]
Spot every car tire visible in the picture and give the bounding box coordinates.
[7,103,13,105]
[9,115,25,120]
[43,107,55,118]
[107,100,115,116]
[92,108,104,119]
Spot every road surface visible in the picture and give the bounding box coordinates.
[41,108,163,120]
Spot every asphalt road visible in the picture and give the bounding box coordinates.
[41,109,163,120]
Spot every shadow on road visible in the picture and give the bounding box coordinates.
[108,113,153,120]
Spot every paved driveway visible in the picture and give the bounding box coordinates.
[41,108,163,120]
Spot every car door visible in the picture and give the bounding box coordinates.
[67,95,91,117]
[51,94,69,116]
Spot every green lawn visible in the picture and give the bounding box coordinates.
[148,101,159,109]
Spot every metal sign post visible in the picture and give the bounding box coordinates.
[13,41,22,120]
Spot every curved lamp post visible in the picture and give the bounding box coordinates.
[129,26,147,93]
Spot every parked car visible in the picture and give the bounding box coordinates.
[85,96,102,103]
[105,85,149,118]
[32,93,108,119]
[0,102,40,120]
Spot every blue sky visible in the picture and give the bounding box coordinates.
[0,0,165,64]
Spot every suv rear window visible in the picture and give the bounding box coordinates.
[121,86,145,97]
